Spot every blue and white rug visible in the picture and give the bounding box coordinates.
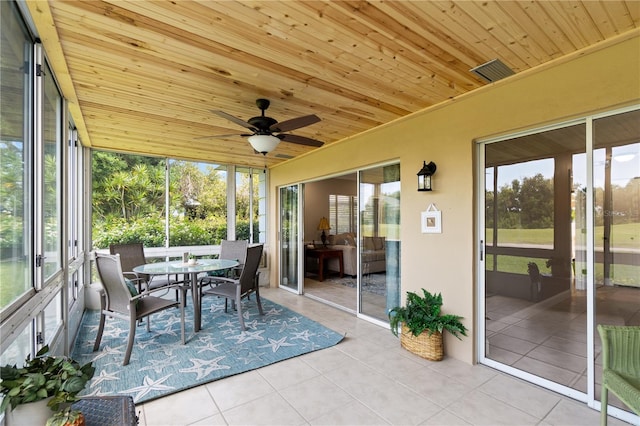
[72,296,343,404]
[326,273,388,296]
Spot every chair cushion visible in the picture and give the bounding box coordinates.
[207,259,239,277]
[124,278,139,306]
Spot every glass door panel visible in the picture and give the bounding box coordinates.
[592,109,640,413]
[481,108,639,422]
[280,185,300,292]
[42,62,62,280]
[0,2,33,310]
[484,123,587,391]
[358,164,400,321]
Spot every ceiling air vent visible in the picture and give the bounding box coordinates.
[470,59,514,83]
[275,153,294,159]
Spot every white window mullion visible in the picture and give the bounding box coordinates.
[585,116,596,408]
[227,165,236,240]
[33,42,44,290]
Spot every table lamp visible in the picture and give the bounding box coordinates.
[317,217,331,247]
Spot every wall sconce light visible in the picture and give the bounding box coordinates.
[417,161,437,191]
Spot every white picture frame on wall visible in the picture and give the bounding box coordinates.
[421,203,442,234]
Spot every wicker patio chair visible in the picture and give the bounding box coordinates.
[94,252,187,366]
[597,324,640,425]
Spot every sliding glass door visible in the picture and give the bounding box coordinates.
[280,184,301,293]
[479,107,639,423]
[280,164,401,322]
[358,164,400,321]
[592,110,640,413]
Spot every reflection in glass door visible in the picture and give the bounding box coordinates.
[592,110,640,415]
[358,164,400,321]
[481,108,639,423]
[483,123,588,394]
[280,185,301,293]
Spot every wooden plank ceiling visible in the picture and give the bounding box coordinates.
[27,1,640,168]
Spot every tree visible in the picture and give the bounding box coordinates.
[520,173,553,228]
[236,172,260,221]
[496,180,520,229]
[170,161,206,219]
[0,141,24,217]
[199,165,227,219]
[92,152,165,221]
[613,179,640,223]
[492,174,554,229]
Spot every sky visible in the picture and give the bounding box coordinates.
[492,143,639,190]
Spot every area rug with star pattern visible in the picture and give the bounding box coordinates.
[72,296,344,404]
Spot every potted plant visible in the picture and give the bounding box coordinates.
[0,345,94,426]
[388,289,467,361]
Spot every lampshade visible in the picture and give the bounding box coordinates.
[317,217,331,231]
[248,134,280,154]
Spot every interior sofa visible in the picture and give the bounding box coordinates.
[326,233,386,276]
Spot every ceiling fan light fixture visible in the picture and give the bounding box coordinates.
[248,134,280,154]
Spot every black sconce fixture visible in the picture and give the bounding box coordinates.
[417,161,437,191]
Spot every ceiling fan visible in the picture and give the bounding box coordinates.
[210,99,323,155]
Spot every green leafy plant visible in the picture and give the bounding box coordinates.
[0,345,95,413]
[388,289,467,339]
[46,407,84,426]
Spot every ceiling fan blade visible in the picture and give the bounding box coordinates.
[211,110,256,131]
[278,133,324,147]
[194,133,242,140]
[270,114,320,133]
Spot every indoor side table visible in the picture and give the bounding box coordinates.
[306,247,343,282]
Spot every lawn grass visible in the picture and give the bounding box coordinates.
[487,254,639,287]
[485,223,639,287]
[0,259,29,308]
[487,223,639,249]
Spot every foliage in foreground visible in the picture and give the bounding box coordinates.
[0,345,95,412]
[92,214,258,249]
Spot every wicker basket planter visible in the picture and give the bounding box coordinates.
[389,290,467,362]
[400,324,444,361]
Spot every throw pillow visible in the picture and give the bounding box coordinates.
[124,278,140,307]
[363,237,375,250]
[345,234,356,246]
[373,237,385,250]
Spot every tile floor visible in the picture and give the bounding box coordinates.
[136,287,633,426]
[304,275,388,319]
[486,285,640,409]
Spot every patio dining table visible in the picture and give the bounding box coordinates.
[133,258,239,332]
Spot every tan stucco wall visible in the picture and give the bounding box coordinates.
[268,30,640,364]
